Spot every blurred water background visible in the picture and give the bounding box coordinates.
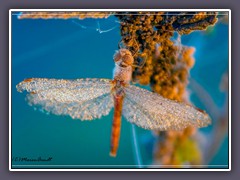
[11,12,229,168]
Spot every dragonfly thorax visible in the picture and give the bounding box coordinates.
[113,63,132,84]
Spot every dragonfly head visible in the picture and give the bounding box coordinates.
[113,49,134,67]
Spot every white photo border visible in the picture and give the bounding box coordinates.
[9,9,231,171]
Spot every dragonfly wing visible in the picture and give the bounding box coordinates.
[17,78,114,120]
[123,85,211,131]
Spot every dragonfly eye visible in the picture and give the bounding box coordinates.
[113,50,122,62]
[114,49,134,66]
[122,54,134,66]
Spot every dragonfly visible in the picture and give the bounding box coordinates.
[16,48,211,157]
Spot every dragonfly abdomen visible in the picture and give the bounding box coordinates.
[110,93,124,157]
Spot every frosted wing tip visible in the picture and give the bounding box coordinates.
[16,78,34,93]
[16,82,24,92]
